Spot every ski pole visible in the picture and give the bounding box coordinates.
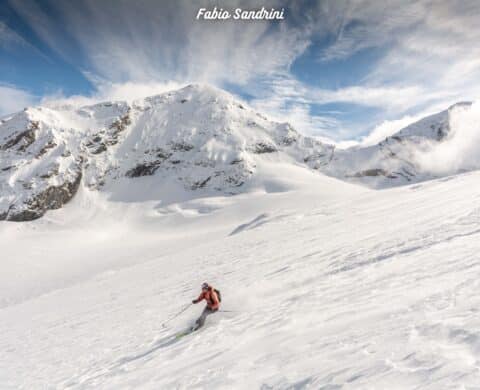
[162,303,192,328]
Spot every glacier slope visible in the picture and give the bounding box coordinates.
[1,169,480,388]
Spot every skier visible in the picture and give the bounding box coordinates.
[192,282,220,330]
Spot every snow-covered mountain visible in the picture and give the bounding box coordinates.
[0,84,476,221]
[0,84,334,221]
[324,102,473,188]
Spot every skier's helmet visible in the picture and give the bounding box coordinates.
[201,282,209,290]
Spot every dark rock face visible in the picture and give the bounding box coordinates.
[144,148,172,160]
[252,142,277,154]
[4,209,40,222]
[304,153,326,163]
[0,118,85,222]
[126,161,162,177]
[39,164,60,179]
[280,136,297,146]
[86,112,131,154]
[190,176,211,190]
[3,170,82,222]
[156,149,172,159]
[224,174,246,187]
[36,140,57,158]
[170,142,194,152]
[1,121,38,151]
[230,158,243,165]
[90,143,108,155]
[352,169,389,178]
[435,124,448,140]
[110,113,131,132]
[108,113,131,144]
[348,169,400,180]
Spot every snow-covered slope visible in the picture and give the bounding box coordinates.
[2,85,480,388]
[1,168,480,388]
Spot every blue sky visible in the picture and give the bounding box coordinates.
[1,0,480,144]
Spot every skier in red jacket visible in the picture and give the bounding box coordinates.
[192,282,220,329]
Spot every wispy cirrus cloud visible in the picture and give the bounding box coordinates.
[9,0,309,85]
[0,21,27,48]
[247,74,442,139]
[3,0,480,143]
[317,1,428,62]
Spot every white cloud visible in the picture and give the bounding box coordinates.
[0,85,37,116]
[41,80,186,109]
[247,75,341,138]
[363,1,480,96]
[250,91,340,139]
[359,115,424,146]
[247,75,433,140]
[415,102,480,174]
[311,85,427,112]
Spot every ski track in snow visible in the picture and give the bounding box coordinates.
[1,171,480,388]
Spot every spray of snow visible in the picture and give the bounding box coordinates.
[360,115,422,146]
[415,102,480,174]
[41,81,186,110]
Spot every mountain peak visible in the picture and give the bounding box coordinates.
[0,85,330,221]
[448,101,472,110]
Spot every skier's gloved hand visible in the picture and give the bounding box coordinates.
[192,300,196,304]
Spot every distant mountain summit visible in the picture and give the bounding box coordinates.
[322,102,472,188]
[0,84,474,221]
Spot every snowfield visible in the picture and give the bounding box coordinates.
[2,85,480,388]
[1,165,480,389]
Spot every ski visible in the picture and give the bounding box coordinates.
[174,327,196,339]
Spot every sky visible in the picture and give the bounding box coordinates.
[1,0,480,144]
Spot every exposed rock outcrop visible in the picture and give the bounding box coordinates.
[1,170,82,221]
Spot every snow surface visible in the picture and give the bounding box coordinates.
[1,163,480,388]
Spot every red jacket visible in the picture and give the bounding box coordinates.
[194,287,219,310]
